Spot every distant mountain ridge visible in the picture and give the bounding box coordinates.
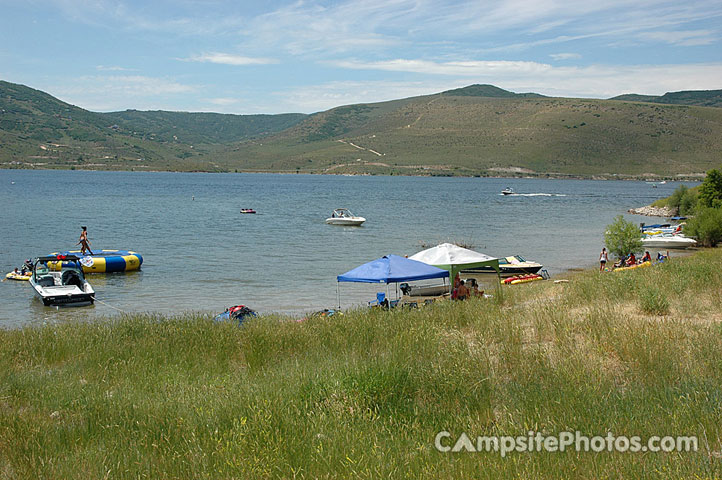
[610,89,722,107]
[442,84,546,98]
[1,80,722,176]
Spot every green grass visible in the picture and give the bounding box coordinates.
[2,250,722,478]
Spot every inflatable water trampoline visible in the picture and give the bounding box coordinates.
[47,250,143,273]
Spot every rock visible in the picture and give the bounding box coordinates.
[627,205,678,217]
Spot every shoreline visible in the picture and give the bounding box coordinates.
[1,165,707,182]
[2,248,720,477]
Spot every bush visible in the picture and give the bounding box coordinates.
[699,168,722,209]
[664,184,699,215]
[685,207,722,247]
[639,286,670,316]
[604,215,643,259]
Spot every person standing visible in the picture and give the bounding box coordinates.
[77,226,94,255]
[599,247,608,271]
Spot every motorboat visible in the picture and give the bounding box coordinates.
[462,255,543,277]
[501,187,514,195]
[326,208,366,226]
[29,255,95,306]
[641,234,697,249]
[399,282,449,297]
[240,208,256,214]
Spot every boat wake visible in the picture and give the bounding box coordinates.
[500,193,567,197]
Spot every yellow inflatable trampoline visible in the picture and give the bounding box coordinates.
[46,250,143,273]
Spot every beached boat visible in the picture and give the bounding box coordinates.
[501,187,514,195]
[399,283,449,297]
[29,255,95,306]
[641,234,696,249]
[462,255,543,276]
[326,208,366,226]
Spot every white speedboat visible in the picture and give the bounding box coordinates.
[326,208,366,226]
[29,255,95,306]
[641,234,697,249]
[461,255,543,277]
[501,187,514,195]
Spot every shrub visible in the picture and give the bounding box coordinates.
[639,286,670,315]
[685,207,722,247]
[699,168,722,209]
[605,215,643,259]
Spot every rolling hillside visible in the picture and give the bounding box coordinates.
[610,89,722,108]
[2,80,721,177]
[0,80,306,171]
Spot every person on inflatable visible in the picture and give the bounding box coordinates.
[641,251,652,263]
[626,252,637,266]
[77,226,94,255]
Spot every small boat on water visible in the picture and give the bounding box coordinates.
[641,234,697,249]
[462,255,543,276]
[501,187,514,195]
[29,255,95,306]
[240,208,256,214]
[326,208,366,226]
[5,270,32,281]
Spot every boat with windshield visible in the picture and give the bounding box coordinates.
[325,208,366,226]
[29,255,95,306]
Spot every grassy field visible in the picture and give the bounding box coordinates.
[2,250,722,478]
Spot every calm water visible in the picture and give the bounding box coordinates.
[0,170,692,326]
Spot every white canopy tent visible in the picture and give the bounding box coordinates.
[409,243,500,293]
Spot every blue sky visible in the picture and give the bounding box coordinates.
[1,0,721,114]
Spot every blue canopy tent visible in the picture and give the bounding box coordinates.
[336,254,449,308]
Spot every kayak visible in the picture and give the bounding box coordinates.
[501,273,544,285]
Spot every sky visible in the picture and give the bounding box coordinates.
[1,0,721,114]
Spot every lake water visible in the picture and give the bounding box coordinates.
[0,170,692,327]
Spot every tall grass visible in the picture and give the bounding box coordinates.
[2,250,722,478]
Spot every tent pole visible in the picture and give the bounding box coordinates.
[336,281,341,310]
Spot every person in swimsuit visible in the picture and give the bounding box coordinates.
[599,247,608,271]
[77,226,94,255]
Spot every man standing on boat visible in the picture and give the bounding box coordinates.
[77,226,94,255]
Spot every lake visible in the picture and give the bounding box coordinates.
[0,170,691,327]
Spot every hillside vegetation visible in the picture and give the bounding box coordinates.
[0,80,306,171]
[2,249,722,478]
[610,89,722,108]
[2,80,722,177]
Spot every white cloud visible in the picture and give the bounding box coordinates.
[96,65,135,71]
[550,53,582,61]
[207,98,241,106]
[185,53,278,66]
[48,75,197,111]
[332,59,554,76]
[637,29,717,46]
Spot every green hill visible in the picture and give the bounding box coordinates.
[2,80,722,176]
[610,89,722,108]
[0,80,306,171]
[220,89,722,177]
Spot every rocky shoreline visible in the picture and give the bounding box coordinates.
[627,205,678,217]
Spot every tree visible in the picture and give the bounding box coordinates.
[699,168,722,209]
[667,184,698,215]
[604,215,643,259]
[685,207,722,247]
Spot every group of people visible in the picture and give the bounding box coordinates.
[12,259,33,277]
[599,247,669,271]
[451,273,484,300]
